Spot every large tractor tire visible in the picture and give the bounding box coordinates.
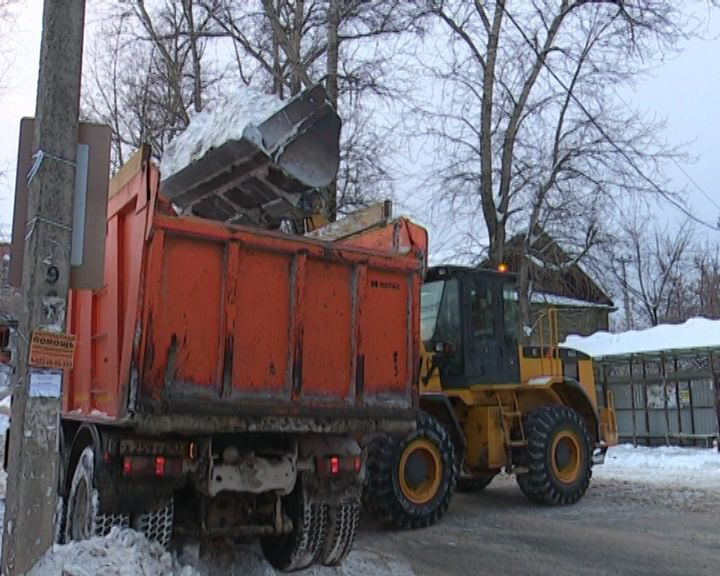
[364,411,458,529]
[64,446,129,542]
[261,479,327,571]
[516,405,592,506]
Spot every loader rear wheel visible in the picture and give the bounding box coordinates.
[65,446,129,542]
[516,405,592,506]
[261,479,327,571]
[364,411,458,529]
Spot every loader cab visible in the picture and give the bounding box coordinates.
[421,266,520,388]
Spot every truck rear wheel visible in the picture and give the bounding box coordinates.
[261,481,327,571]
[317,497,360,566]
[364,411,458,529]
[65,446,129,541]
[133,498,174,548]
[516,405,592,506]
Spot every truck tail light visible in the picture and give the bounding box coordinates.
[155,456,165,477]
[122,455,181,478]
[316,455,361,476]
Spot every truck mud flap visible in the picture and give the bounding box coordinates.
[159,84,341,229]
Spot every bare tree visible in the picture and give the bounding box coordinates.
[693,243,720,319]
[609,216,693,327]
[84,1,225,168]
[197,0,421,216]
[413,0,693,332]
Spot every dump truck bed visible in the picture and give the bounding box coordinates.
[64,160,425,434]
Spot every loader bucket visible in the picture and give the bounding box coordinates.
[159,84,341,228]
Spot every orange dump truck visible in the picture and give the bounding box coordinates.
[58,151,426,571]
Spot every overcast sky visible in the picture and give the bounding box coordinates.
[0,1,718,242]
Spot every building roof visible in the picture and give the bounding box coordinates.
[501,229,614,307]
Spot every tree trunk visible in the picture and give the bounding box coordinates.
[517,253,533,344]
[290,0,305,95]
[182,0,203,113]
[325,0,340,220]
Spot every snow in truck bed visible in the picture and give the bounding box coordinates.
[160,86,285,180]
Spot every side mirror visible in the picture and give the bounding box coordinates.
[433,341,455,357]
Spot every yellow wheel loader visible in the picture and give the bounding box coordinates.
[364,265,618,529]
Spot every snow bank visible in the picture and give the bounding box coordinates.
[28,533,414,576]
[594,444,720,489]
[181,543,416,576]
[160,86,285,179]
[28,528,198,576]
[562,317,720,358]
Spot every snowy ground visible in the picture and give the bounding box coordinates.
[0,443,718,575]
[593,443,720,489]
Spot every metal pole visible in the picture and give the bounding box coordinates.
[618,256,632,331]
[1,1,86,573]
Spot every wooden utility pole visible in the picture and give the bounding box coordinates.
[1,1,86,574]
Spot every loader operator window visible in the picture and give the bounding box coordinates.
[470,284,495,338]
[421,279,463,375]
[503,284,520,342]
[421,281,444,343]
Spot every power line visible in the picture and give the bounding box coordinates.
[499,4,719,231]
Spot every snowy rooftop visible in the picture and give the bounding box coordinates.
[160,86,285,180]
[530,292,613,310]
[562,317,720,359]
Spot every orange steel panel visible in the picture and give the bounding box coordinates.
[66,290,93,414]
[300,259,353,400]
[360,269,412,399]
[143,234,225,394]
[338,218,428,261]
[65,160,424,423]
[231,246,292,396]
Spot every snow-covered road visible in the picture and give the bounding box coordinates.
[1,443,718,575]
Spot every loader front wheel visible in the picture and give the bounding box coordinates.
[516,405,592,506]
[364,411,458,529]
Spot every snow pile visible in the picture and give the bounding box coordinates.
[160,86,285,179]
[28,534,414,576]
[562,317,720,358]
[181,543,415,576]
[594,444,720,489]
[28,528,199,576]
